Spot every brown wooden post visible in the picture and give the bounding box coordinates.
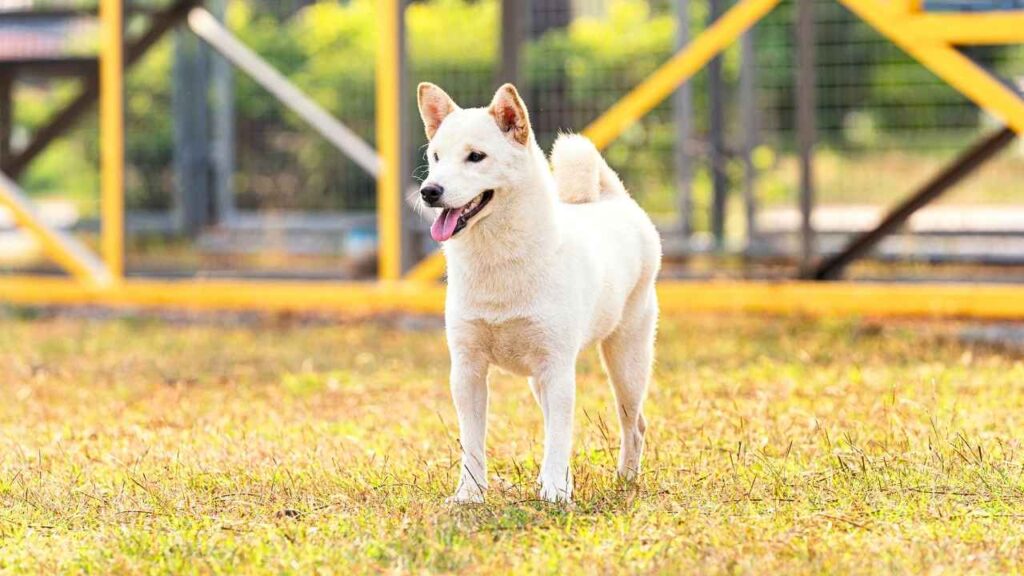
[673,0,694,240]
[740,27,759,251]
[796,0,817,274]
[708,0,727,250]
[499,0,525,86]
[0,73,12,168]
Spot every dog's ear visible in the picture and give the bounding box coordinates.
[418,83,459,141]
[489,84,531,146]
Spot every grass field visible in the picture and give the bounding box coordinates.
[2,312,1024,574]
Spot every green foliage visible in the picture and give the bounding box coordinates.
[11,0,1020,215]
[125,37,176,210]
[532,0,676,102]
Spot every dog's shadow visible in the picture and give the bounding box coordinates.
[442,470,648,532]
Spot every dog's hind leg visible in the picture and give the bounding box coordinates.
[600,289,657,481]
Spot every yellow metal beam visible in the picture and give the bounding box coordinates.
[404,0,781,281]
[0,277,447,314]
[839,0,1024,135]
[6,277,1024,319]
[0,174,110,285]
[404,248,445,283]
[903,13,1024,45]
[375,0,403,281]
[100,0,125,280]
[900,0,922,13]
[656,281,1024,319]
[582,0,781,150]
[404,249,447,283]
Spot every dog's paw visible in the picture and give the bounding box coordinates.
[538,477,573,504]
[616,465,640,483]
[446,484,486,505]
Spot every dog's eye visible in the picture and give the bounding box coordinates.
[433,152,439,162]
[466,151,487,163]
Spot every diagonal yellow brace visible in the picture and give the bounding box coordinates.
[404,0,780,282]
[838,0,1024,136]
[0,173,111,286]
[404,250,448,283]
[583,0,781,149]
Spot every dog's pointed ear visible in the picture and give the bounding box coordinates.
[418,83,459,141]
[489,84,531,146]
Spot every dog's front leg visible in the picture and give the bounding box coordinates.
[535,362,576,503]
[449,354,489,504]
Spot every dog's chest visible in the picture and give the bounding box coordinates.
[455,317,550,376]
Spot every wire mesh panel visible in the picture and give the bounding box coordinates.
[4,0,1024,283]
[406,0,499,181]
[227,0,377,214]
[123,0,388,277]
[755,0,1024,275]
[525,0,680,217]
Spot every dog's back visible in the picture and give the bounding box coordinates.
[550,133,661,305]
[547,134,661,349]
[550,134,627,204]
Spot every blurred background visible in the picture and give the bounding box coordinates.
[2,0,1023,284]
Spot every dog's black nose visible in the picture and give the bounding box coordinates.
[421,184,444,206]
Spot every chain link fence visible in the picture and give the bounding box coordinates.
[4,0,1024,278]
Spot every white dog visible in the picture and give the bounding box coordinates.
[416,83,661,503]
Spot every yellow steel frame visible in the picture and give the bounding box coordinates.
[99,0,125,281]
[3,276,1024,319]
[405,0,782,283]
[414,0,1024,279]
[376,0,403,281]
[0,174,109,286]
[4,0,1024,319]
[838,0,1024,135]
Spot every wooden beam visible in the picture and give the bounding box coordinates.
[0,58,97,77]
[1,0,199,180]
[810,127,1017,280]
[0,73,11,166]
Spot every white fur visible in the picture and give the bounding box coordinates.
[417,83,661,504]
[550,133,627,203]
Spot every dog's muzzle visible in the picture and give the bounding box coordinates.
[421,184,444,207]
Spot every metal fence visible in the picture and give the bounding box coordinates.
[4,0,1024,281]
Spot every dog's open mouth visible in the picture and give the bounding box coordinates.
[430,190,494,242]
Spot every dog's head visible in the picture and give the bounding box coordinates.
[416,83,534,243]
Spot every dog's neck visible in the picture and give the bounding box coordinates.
[443,141,560,276]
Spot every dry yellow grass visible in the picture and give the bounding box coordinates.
[2,312,1024,574]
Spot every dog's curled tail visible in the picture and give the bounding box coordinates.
[551,133,627,204]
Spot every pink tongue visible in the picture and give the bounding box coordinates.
[430,207,464,242]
